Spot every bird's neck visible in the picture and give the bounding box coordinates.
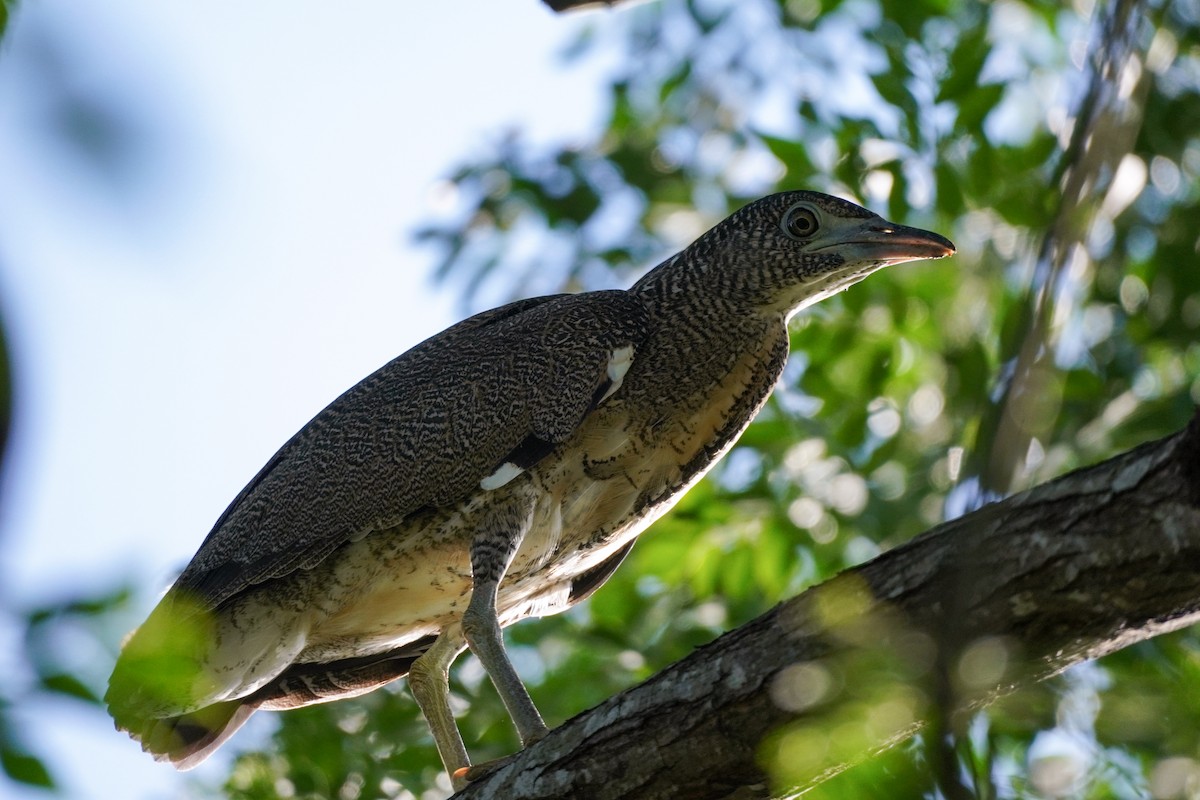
[628,252,696,313]
[630,251,767,321]
[627,256,791,418]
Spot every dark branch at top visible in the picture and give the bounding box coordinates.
[542,0,631,13]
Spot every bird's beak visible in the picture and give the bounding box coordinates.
[827,220,956,266]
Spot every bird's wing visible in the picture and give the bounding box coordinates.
[171,291,650,611]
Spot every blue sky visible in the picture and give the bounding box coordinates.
[0,1,613,797]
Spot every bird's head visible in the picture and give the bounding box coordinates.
[671,190,955,320]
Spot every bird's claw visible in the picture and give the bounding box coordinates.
[451,753,521,789]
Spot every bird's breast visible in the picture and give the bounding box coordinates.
[249,320,788,669]
[505,321,788,591]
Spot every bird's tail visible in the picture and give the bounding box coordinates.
[106,589,252,770]
[109,596,439,768]
[109,696,259,771]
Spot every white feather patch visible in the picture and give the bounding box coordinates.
[480,461,524,491]
[600,344,635,403]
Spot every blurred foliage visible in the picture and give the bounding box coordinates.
[413,0,1200,796]
[236,0,1200,797]
[1,586,129,792]
[12,0,1199,797]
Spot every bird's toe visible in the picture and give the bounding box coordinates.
[452,752,522,787]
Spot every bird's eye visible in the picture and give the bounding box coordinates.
[782,205,820,240]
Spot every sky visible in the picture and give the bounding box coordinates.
[0,1,613,797]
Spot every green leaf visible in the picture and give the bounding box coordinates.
[759,133,816,185]
[935,162,965,216]
[936,23,992,103]
[871,72,916,122]
[27,586,131,626]
[1,746,55,789]
[956,82,1005,132]
[41,673,101,704]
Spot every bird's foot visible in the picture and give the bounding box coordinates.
[449,728,549,790]
[451,753,522,790]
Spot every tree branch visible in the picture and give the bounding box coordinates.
[457,412,1200,799]
[541,0,635,13]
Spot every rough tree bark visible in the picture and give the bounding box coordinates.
[456,412,1200,799]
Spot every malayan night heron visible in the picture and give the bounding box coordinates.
[107,190,954,786]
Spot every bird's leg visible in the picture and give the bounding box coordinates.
[462,494,549,750]
[407,629,469,783]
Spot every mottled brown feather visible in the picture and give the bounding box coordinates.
[107,190,956,773]
[174,291,650,612]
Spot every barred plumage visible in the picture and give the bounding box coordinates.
[107,190,954,784]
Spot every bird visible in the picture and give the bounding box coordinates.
[106,190,954,787]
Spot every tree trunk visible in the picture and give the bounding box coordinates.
[456,412,1200,799]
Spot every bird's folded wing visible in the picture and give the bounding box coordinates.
[170,291,651,612]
